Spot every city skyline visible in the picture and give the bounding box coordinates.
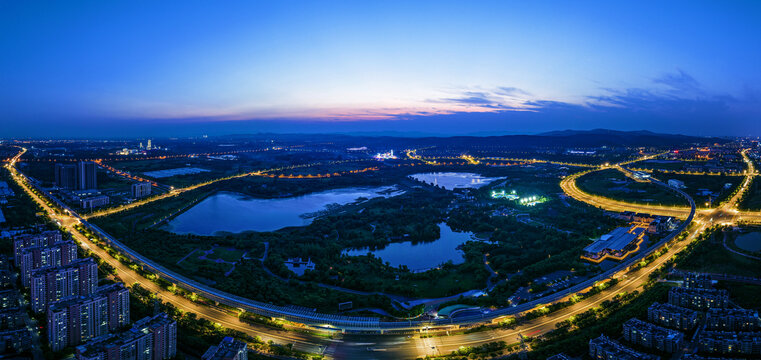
[2,3,760,359]
[2,1,761,137]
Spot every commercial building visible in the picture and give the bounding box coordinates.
[30,258,98,313]
[47,283,131,351]
[647,302,699,331]
[588,334,659,360]
[684,273,713,289]
[130,182,151,199]
[698,331,761,355]
[668,287,729,311]
[75,313,177,360]
[706,308,761,332]
[581,225,648,263]
[55,163,78,190]
[622,318,684,353]
[17,241,78,286]
[202,337,248,360]
[76,161,98,190]
[56,161,97,190]
[80,195,110,209]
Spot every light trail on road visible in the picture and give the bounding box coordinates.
[6,146,761,359]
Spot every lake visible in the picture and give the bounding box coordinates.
[344,223,476,271]
[409,172,502,190]
[165,186,403,235]
[735,232,761,252]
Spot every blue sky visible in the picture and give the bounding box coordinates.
[1,1,760,137]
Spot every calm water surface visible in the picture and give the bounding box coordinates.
[409,172,502,190]
[735,232,761,252]
[166,186,402,234]
[344,223,476,271]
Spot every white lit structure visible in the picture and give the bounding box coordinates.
[373,150,397,160]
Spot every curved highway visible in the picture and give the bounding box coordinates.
[7,148,696,331]
[8,147,761,359]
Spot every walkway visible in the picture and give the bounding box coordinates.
[722,231,761,261]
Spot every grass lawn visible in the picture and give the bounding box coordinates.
[741,177,761,210]
[176,256,234,283]
[0,168,45,229]
[715,282,761,310]
[677,232,761,278]
[577,168,685,206]
[402,270,486,299]
[108,158,257,188]
[206,247,245,262]
[97,171,135,190]
[655,173,738,208]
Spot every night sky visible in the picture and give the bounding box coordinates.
[2,1,760,137]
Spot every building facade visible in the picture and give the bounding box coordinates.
[588,334,659,360]
[706,308,761,332]
[47,283,131,351]
[80,195,110,210]
[75,313,177,360]
[684,273,713,289]
[698,331,761,355]
[668,287,729,311]
[202,337,248,360]
[13,231,63,266]
[55,162,97,190]
[130,182,151,199]
[647,302,700,331]
[18,241,78,286]
[30,258,98,313]
[622,318,684,353]
[55,164,77,190]
[76,161,98,190]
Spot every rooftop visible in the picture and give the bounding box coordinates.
[584,226,647,253]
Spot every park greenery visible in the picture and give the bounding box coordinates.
[649,172,739,208]
[0,168,46,231]
[88,162,628,315]
[675,227,761,277]
[577,168,686,206]
[740,176,761,210]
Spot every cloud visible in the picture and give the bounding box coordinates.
[439,91,501,106]
[653,69,701,93]
[496,87,532,97]
[587,70,733,114]
[430,87,534,112]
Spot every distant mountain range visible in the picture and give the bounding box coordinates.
[530,129,727,147]
[230,129,727,148]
